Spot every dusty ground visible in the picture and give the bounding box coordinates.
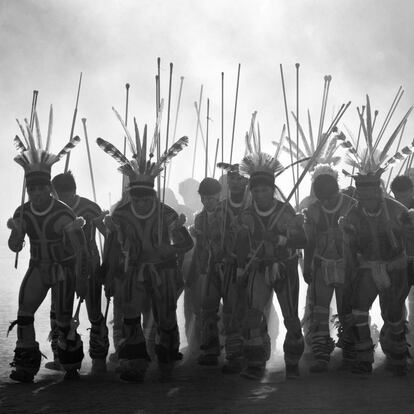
[1,350,414,414]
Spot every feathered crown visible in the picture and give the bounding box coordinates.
[279,111,341,172]
[311,163,338,182]
[337,95,413,188]
[240,113,309,187]
[13,106,80,186]
[96,107,188,190]
[216,162,240,174]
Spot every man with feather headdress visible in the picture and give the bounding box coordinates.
[338,96,414,375]
[97,110,193,382]
[303,164,356,372]
[234,145,307,380]
[7,109,88,382]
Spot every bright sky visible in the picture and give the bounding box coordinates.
[1,0,414,226]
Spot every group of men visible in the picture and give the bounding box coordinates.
[7,102,414,385]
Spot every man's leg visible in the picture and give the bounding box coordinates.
[10,266,48,383]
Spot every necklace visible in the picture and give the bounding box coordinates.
[229,194,244,208]
[30,198,54,216]
[254,200,277,217]
[321,193,343,214]
[131,201,156,220]
[362,206,382,218]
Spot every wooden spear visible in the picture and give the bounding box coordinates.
[64,72,83,172]
[229,64,241,165]
[15,90,38,269]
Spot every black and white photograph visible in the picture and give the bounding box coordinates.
[1,1,414,413]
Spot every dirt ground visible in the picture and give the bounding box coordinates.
[1,349,414,414]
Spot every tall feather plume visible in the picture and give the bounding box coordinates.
[282,137,307,160]
[133,117,142,163]
[24,118,37,150]
[16,119,29,148]
[291,112,312,156]
[45,105,53,152]
[139,125,147,173]
[381,140,414,171]
[112,107,136,155]
[365,95,373,158]
[273,124,286,160]
[13,135,27,152]
[96,137,130,166]
[157,136,189,167]
[245,132,253,155]
[307,110,315,153]
[56,136,81,160]
[150,98,164,156]
[323,135,338,160]
[336,131,361,165]
[34,111,43,150]
[378,106,413,164]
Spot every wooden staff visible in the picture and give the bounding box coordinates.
[82,118,103,256]
[156,73,162,246]
[221,72,224,167]
[15,90,38,269]
[191,85,204,178]
[160,63,173,241]
[64,72,83,172]
[280,64,297,207]
[167,76,185,187]
[349,106,366,184]
[213,138,220,178]
[385,119,407,189]
[229,63,241,164]
[295,63,300,205]
[317,75,332,146]
[121,83,130,190]
[373,86,403,151]
[194,101,211,175]
[205,98,210,177]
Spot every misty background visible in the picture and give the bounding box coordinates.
[2,0,414,218]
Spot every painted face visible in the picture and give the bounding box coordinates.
[227,173,248,195]
[56,190,76,207]
[27,184,52,209]
[200,193,220,212]
[131,195,155,215]
[393,189,414,208]
[251,185,274,210]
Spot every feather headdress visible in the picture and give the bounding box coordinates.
[311,163,339,182]
[337,95,413,187]
[13,106,81,186]
[279,111,341,171]
[97,107,189,190]
[240,114,310,188]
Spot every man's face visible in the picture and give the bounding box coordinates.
[56,190,76,206]
[358,195,381,212]
[27,184,52,208]
[251,185,274,209]
[200,193,220,212]
[393,189,414,208]
[319,192,340,210]
[227,173,248,195]
[131,195,155,215]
